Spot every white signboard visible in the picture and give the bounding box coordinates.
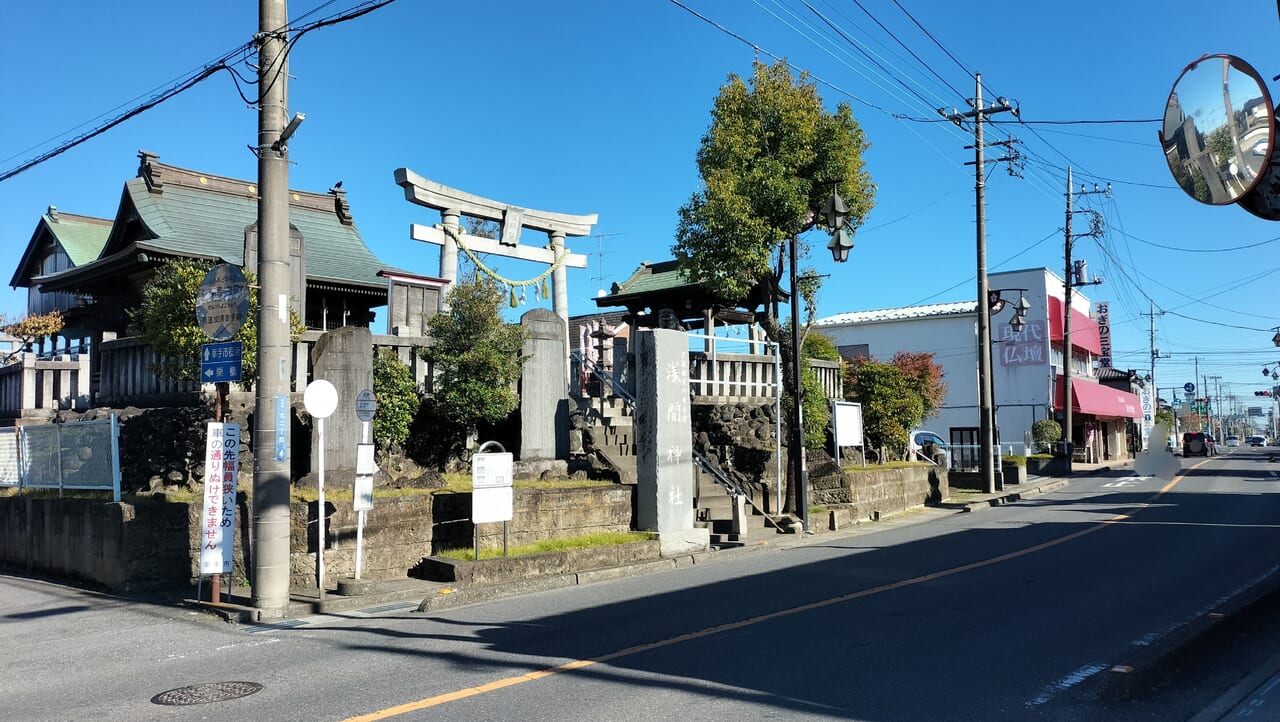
[354,443,376,511]
[354,475,374,511]
[832,401,864,447]
[472,452,514,524]
[1139,386,1154,450]
[199,423,241,575]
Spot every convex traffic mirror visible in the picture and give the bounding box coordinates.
[1161,54,1274,206]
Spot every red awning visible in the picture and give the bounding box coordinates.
[1054,377,1142,419]
[1047,296,1102,355]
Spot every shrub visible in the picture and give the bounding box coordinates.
[1032,419,1062,452]
[372,350,421,453]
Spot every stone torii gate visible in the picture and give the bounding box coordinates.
[393,167,594,321]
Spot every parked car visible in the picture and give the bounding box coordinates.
[908,430,951,468]
[1183,431,1211,457]
[1226,435,1241,447]
[1248,435,1267,447]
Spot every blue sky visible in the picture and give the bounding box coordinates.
[4,0,1280,415]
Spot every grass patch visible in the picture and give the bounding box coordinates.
[438,530,653,561]
[842,460,932,471]
[809,504,828,515]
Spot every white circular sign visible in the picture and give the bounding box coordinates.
[303,379,339,419]
[355,389,377,422]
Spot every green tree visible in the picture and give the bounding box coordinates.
[843,357,923,460]
[799,332,840,448]
[372,349,421,453]
[421,278,527,459]
[129,259,305,385]
[1153,407,1177,447]
[673,59,875,310]
[673,59,874,506]
[891,351,946,420]
[1207,126,1235,165]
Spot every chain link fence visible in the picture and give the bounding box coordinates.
[0,416,121,501]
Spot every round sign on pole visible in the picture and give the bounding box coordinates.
[196,264,250,341]
[355,389,377,422]
[304,379,339,419]
[1184,382,1196,394]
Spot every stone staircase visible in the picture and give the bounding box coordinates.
[581,395,637,484]
[693,467,777,548]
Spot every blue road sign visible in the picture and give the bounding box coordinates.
[274,394,288,461]
[1184,382,1196,394]
[200,341,243,382]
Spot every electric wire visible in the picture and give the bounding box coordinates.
[0,0,398,184]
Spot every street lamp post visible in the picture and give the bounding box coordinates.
[987,289,1031,476]
[790,186,853,533]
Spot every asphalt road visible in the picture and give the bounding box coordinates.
[4,448,1280,721]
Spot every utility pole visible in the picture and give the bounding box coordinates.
[252,0,294,618]
[943,73,1018,494]
[1061,167,1108,472]
[1210,375,1223,439]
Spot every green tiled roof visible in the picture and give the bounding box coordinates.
[614,260,696,295]
[44,212,111,266]
[126,178,390,287]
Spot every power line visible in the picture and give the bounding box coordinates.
[0,0,398,185]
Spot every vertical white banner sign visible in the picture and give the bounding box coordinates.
[1096,302,1112,369]
[199,423,241,575]
[1139,386,1154,451]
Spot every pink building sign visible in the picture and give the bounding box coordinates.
[998,320,1048,367]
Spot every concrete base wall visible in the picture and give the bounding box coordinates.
[809,464,947,531]
[0,486,635,593]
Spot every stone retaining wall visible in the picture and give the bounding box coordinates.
[0,485,635,593]
[808,463,947,532]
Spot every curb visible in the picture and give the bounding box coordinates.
[1099,568,1280,703]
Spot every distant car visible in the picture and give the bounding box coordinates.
[1226,435,1241,447]
[909,430,951,468]
[1248,435,1267,447]
[1183,431,1211,457]
[1254,140,1270,157]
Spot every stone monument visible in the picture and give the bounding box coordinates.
[633,328,710,556]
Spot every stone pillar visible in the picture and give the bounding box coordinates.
[309,326,373,474]
[439,209,460,312]
[634,328,709,556]
[520,309,568,460]
[550,231,570,381]
[550,231,568,322]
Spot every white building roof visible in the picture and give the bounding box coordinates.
[814,300,977,327]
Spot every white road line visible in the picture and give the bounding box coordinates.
[1025,662,1110,707]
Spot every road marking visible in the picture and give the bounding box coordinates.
[1026,663,1110,707]
[1102,476,1144,487]
[342,469,1193,721]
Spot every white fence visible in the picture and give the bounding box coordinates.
[0,416,121,501]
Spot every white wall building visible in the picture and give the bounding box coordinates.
[815,268,1142,466]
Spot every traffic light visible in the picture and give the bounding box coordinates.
[1256,390,1274,396]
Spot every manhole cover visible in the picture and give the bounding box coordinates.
[151,681,264,706]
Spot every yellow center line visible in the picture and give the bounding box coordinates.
[344,467,1194,721]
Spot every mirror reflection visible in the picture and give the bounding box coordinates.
[1161,54,1274,205]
